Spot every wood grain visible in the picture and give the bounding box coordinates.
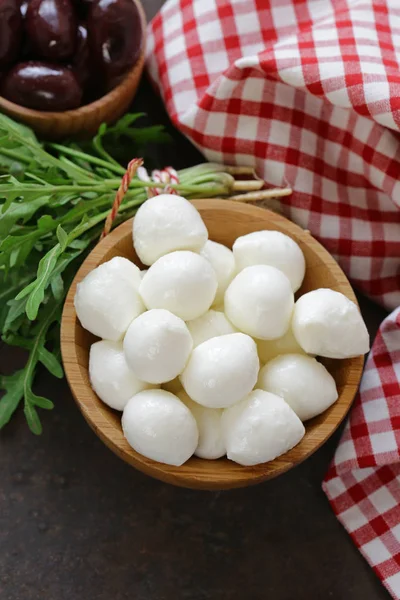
[61,200,364,490]
[0,0,146,140]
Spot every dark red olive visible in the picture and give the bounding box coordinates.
[71,0,95,7]
[0,0,22,68]
[71,0,94,17]
[71,22,91,86]
[88,0,143,81]
[1,61,82,111]
[106,72,125,93]
[26,0,77,60]
[20,0,29,18]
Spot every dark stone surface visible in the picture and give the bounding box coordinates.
[0,1,392,599]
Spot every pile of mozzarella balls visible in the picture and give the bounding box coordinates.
[74,195,370,467]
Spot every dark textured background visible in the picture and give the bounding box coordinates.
[0,2,391,599]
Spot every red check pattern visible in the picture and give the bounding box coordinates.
[147,1,400,596]
[323,308,400,598]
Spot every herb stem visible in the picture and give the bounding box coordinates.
[49,144,126,176]
[0,147,32,165]
[58,156,102,181]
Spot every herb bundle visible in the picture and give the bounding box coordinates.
[0,113,260,433]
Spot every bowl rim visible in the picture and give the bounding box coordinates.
[61,200,364,490]
[0,0,147,120]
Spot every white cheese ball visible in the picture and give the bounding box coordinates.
[89,341,152,411]
[140,251,218,321]
[122,389,198,466]
[179,391,226,459]
[133,194,208,265]
[233,230,305,292]
[163,377,183,395]
[256,326,309,364]
[224,265,294,340]
[221,390,305,466]
[258,354,338,421]
[180,333,259,408]
[292,288,370,358]
[186,309,236,347]
[74,256,144,341]
[200,240,236,306]
[123,309,193,384]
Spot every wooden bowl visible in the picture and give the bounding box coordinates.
[0,0,146,140]
[61,200,364,490]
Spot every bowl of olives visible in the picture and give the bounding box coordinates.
[0,0,146,139]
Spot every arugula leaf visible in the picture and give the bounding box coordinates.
[56,224,68,250]
[0,113,39,144]
[20,300,62,433]
[93,123,122,168]
[109,113,145,130]
[4,297,29,332]
[27,391,55,410]
[0,113,94,183]
[37,214,56,230]
[24,403,42,435]
[50,273,64,301]
[0,197,49,236]
[24,244,63,320]
[0,371,24,428]
[38,347,63,379]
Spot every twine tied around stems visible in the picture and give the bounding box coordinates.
[100,161,181,239]
[137,165,180,196]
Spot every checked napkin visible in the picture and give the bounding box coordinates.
[146,0,400,596]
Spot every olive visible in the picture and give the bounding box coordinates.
[1,61,82,111]
[20,0,29,18]
[26,0,77,60]
[72,22,90,86]
[0,0,22,68]
[88,0,143,81]
[71,0,95,17]
[106,72,125,93]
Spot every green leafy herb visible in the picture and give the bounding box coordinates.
[0,113,237,433]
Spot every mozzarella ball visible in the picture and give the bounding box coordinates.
[133,194,208,265]
[233,230,305,292]
[163,377,183,395]
[89,341,153,411]
[200,240,236,305]
[122,390,198,466]
[292,289,370,358]
[140,251,217,321]
[225,265,294,340]
[74,256,144,341]
[256,326,309,364]
[123,309,193,384]
[180,333,259,408]
[258,354,338,421]
[186,309,236,347]
[179,391,226,459]
[221,390,305,466]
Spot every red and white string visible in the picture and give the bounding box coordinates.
[137,165,180,197]
[100,163,180,239]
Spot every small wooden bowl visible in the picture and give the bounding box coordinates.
[61,200,364,490]
[0,0,146,140]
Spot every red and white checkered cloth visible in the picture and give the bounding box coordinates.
[146,0,400,595]
[323,307,400,597]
